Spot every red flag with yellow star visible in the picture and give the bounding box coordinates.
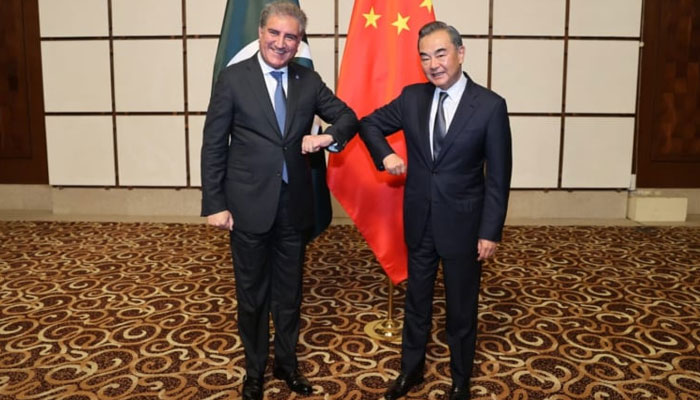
[327,0,435,284]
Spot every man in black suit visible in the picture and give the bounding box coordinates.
[200,2,357,399]
[360,21,512,400]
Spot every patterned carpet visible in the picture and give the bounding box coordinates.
[0,222,699,400]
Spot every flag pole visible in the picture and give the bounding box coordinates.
[364,276,402,342]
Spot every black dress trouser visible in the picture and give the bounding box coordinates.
[401,214,483,387]
[230,184,307,379]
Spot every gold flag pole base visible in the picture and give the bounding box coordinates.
[364,318,402,342]
[364,277,402,342]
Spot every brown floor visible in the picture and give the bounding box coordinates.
[1,221,698,399]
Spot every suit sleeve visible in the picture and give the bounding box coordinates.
[200,71,235,217]
[358,92,405,171]
[479,98,512,242]
[313,77,358,151]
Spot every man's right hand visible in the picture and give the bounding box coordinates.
[382,153,406,175]
[207,210,234,231]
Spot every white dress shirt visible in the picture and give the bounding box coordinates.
[429,73,468,157]
[257,52,288,114]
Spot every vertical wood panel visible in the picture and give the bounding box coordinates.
[637,0,700,187]
[0,0,48,184]
[0,0,31,158]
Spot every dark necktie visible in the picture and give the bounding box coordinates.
[432,91,448,159]
[270,70,288,182]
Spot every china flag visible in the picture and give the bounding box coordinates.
[327,0,435,284]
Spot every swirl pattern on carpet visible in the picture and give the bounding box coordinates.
[0,222,698,399]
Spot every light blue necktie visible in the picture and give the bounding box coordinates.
[270,70,288,183]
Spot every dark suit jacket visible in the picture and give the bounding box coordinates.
[201,55,358,233]
[360,74,512,257]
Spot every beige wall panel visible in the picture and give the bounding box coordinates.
[338,0,354,34]
[186,0,227,35]
[46,116,115,186]
[634,189,700,215]
[0,185,52,211]
[510,117,560,188]
[338,37,346,75]
[435,0,489,35]
[50,188,202,217]
[561,117,634,188]
[308,38,336,92]
[39,0,108,37]
[464,39,488,87]
[117,116,187,186]
[566,40,640,113]
[507,190,628,219]
[189,116,205,187]
[493,0,565,36]
[112,0,182,36]
[113,40,184,112]
[492,39,564,113]
[187,39,219,112]
[304,0,335,34]
[569,0,642,37]
[41,41,112,112]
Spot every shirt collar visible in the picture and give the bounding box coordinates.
[257,51,289,77]
[436,72,468,99]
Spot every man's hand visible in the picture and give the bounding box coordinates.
[477,239,498,261]
[382,153,406,175]
[302,134,334,154]
[207,210,233,231]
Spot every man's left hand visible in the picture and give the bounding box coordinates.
[302,134,334,154]
[477,239,498,261]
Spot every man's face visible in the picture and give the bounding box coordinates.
[418,29,464,90]
[258,14,302,69]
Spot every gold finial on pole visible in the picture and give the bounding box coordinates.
[364,277,402,342]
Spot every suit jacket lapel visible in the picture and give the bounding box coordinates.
[417,84,434,165]
[434,73,479,165]
[244,55,284,139]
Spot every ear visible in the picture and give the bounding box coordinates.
[457,45,465,64]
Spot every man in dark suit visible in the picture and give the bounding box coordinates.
[200,2,357,399]
[360,21,512,400]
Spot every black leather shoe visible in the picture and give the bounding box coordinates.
[384,372,424,400]
[241,376,263,400]
[273,367,313,395]
[447,384,471,400]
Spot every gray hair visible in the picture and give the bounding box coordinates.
[418,21,463,49]
[260,1,307,33]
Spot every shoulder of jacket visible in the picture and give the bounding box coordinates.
[469,79,506,104]
[403,82,431,93]
[218,58,251,81]
[289,62,322,82]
